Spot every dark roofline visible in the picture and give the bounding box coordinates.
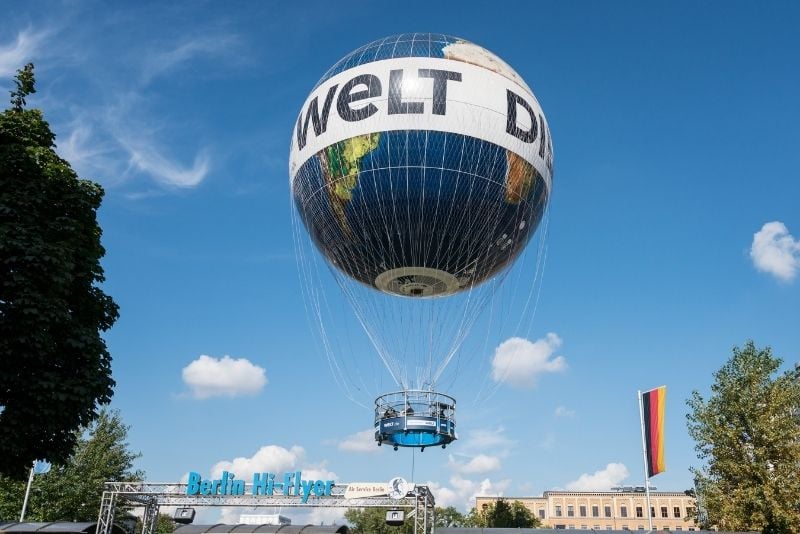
[0,523,125,534]
[173,525,348,534]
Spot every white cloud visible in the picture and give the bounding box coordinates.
[140,36,241,85]
[0,29,47,77]
[750,221,800,282]
[555,406,575,418]
[181,355,267,399]
[210,445,336,484]
[461,426,515,457]
[338,429,380,454]
[491,334,567,388]
[539,432,556,451]
[565,463,629,491]
[57,121,128,185]
[208,445,340,525]
[448,454,502,474]
[427,475,511,511]
[121,135,210,188]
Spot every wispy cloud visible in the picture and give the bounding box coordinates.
[181,355,267,399]
[461,426,515,457]
[539,431,556,450]
[565,462,629,491]
[491,334,567,388]
[122,136,211,188]
[427,475,511,511]
[54,32,244,191]
[750,221,800,282]
[555,405,575,418]
[447,454,501,474]
[140,35,242,85]
[56,119,129,185]
[337,429,380,454]
[0,29,47,78]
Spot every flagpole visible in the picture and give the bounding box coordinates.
[638,390,654,531]
[19,461,35,522]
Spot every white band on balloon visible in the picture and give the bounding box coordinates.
[289,57,553,192]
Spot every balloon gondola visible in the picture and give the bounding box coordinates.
[374,390,456,450]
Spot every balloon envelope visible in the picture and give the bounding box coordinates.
[290,33,553,298]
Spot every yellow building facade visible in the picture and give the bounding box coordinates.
[476,490,699,531]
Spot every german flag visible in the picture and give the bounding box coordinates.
[642,386,666,477]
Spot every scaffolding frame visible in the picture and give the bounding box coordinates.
[97,481,435,534]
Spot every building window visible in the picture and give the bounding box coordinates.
[580,526,587,530]
[539,509,545,519]
[661,506,668,518]
[604,505,612,517]
[676,527,683,531]
[651,507,656,518]
[556,505,562,517]
[592,505,599,517]
[638,527,645,531]
[636,506,643,518]
[622,527,630,531]
[580,505,587,517]
[621,506,628,518]
[674,506,681,518]
[568,505,575,517]
[686,507,695,517]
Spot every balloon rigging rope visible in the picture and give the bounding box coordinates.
[290,130,550,406]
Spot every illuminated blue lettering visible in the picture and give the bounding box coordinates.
[187,472,202,495]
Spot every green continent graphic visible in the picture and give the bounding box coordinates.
[320,133,380,234]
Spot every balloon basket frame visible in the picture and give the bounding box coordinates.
[374,390,457,451]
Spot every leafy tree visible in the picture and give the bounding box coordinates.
[481,498,539,528]
[687,341,800,533]
[433,506,466,528]
[0,410,142,521]
[463,506,487,528]
[0,63,119,478]
[154,514,177,534]
[124,513,175,534]
[488,498,514,527]
[344,507,412,534]
[345,505,467,533]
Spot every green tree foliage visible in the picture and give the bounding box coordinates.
[480,498,540,528]
[154,513,177,534]
[463,506,487,528]
[687,341,800,533]
[0,64,119,478]
[0,410,142,521]
[344,506,466,534]
[344,507,412,534]
[433,506,466,528]
[126,513,175,534]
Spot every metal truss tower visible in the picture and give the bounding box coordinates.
[97,481,435,534]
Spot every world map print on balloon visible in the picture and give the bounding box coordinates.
[291,33,553,298]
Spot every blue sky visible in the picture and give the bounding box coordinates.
[3,0,800,524]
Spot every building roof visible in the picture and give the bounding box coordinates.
[0,523,125,534]
[173,525,347,534]
[437,530,755,534]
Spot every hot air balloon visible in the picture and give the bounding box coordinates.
[290,33,553,450]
